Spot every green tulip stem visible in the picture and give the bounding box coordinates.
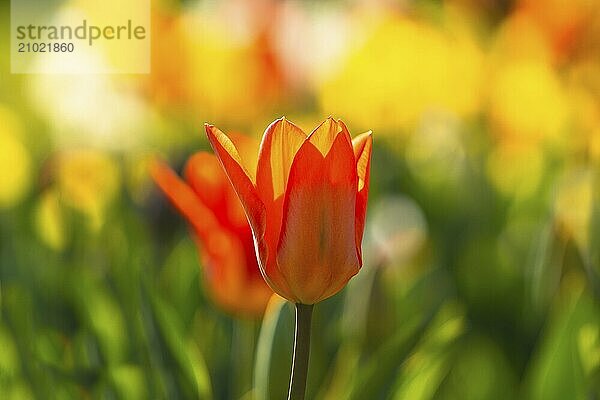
[287,303,314,400]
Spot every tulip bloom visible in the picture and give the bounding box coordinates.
[151,143,273,317]
[206,117,372,305]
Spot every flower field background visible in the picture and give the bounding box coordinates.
[1,0,600,399]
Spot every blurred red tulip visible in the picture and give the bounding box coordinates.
[206,117,372,304]
[151,141,272,317]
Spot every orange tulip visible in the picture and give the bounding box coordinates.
[206,117,372,304]
[151,141,273,317]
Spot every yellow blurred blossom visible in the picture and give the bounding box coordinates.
[56,150,121,231]
[567,60,600,161]
[175,2,286,123]
[35,190,66,251]
[490,12,554,66]
[0,106,32,209]
[488,60,570,149]
[319,14,484,133]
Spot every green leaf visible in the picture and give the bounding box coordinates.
[254,296,294,400]
[150,294,213,399]
[434,334,518,400]
[110,364,147,400]
[524,277,600,400]
[346,304,444,400]
[390,303,465,400]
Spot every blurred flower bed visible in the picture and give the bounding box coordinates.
[1,0,600,399]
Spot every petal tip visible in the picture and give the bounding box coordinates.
[275,116,287,124]
[353,130,374,148]
[264,117,284,133]
[264,117,306,138]
[362,131,374,145]
[204,123,216,133]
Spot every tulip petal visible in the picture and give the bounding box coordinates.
[277,132,359,304]
[150,159,219,242]
[205,124,266,240]
[184,152,227,209]
[185,152,248,231]
[227,132,260,181]
[352,131,373,263]
[253,118,307,299]
[197,227,270,316]
[307,117,350,156]
[152,160,256,311]
[256,117,306,202]
[197,228,245,309]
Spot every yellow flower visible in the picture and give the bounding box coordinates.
[0,106,32,209]
[56,150,120,230]
[319,15,483,133]
[177,5,286,122]
[488,60,569,149]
